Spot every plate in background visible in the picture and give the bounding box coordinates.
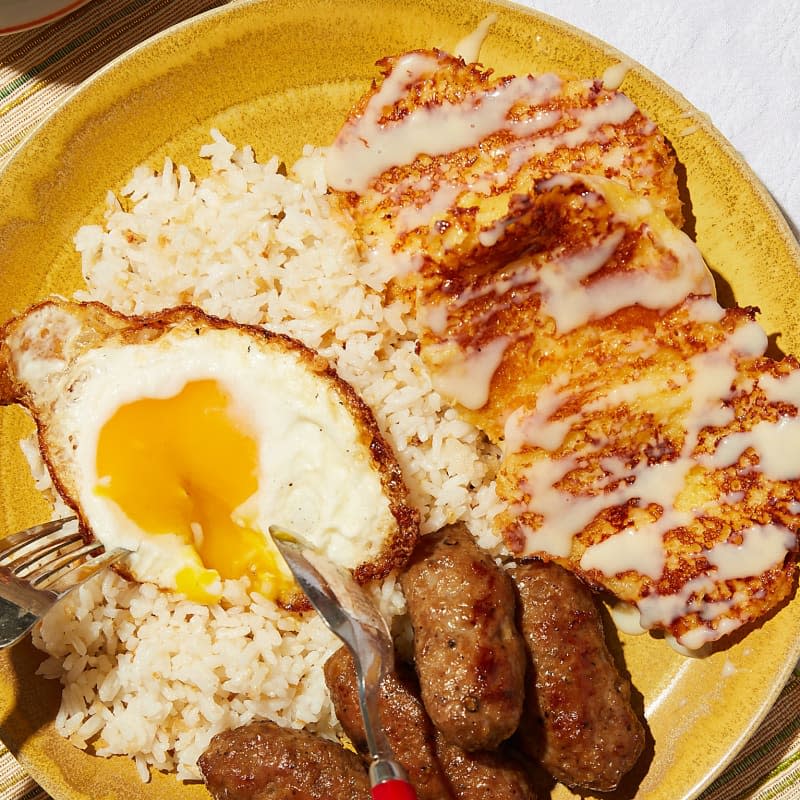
[0,0,92,34]
[0,0,799,798]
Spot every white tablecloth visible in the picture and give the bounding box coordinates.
[523,0,800,236]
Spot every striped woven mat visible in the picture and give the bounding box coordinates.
[1,2,799,799]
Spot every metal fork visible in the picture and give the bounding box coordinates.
[270,526,417,800]
[0,515,130,648]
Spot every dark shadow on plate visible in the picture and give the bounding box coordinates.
[0,638,59,755]
[706,269,787,359]
[708,268,738,311]
[708,571,798,656]
[668,141,798,363]
[669,145,697,244]
[516,745,557,799]
[765,331,788,361]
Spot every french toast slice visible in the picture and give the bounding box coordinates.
[327,50,800,647]
[327,48,684,284]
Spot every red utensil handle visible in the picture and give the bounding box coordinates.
[371,778,418,800]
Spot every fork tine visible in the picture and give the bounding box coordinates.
[5,531,86,575]
[44,547,129,595]
[30,540,106,588]
[0,516,78,561]
[0,566,58,619]
[0,517,130,645]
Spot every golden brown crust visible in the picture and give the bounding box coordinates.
[414,174,712,440]
[493,301,800,643]
[332,49,683,277]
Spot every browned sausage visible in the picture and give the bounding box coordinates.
[510,560,645,791]
[324,646,538,800]
[324,646,456,800]
[399,523,526,751]
[434,733,538,800]
[198,719,370,800]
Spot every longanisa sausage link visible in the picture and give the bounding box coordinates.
[324,647,455,800]
[511,560,645,791]
[324,646,538,800]
[399,522,527,751]
[199,720,370,800]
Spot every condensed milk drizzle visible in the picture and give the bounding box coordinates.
[420,175,714,411]
[325,52,562,193]
[601,60,631,91]
[326,50,642,217]
[454,13,499,64]
[326,43,800,646]
[506,93,637,175]
[429,336,511,410]
[506,305,799,646]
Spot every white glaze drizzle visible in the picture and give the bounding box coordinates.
[454,13,498,64]
[419,301,449,336]
[506,93,637,174]
[687,295,726,323]
[704,417,800,480]
[326,52,562,193]
[580,526,667,579]
[608,601,647,635]
[637,574,746,649]
[704,524,795,580]
[510,304,800,646]
[504,372,665,455]
[395,182,462,234]
[760,371,800,405]
[423,178,716,415]
[327,52,642,214]
[458,174,711,333]
[428,336,510,410]
[601,61,631,91]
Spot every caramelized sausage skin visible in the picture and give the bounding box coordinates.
[433,732,539,800]
[325,647,456,800]
[399,523,526,751]
[198,720,370,800]
[510,560,645,791]
[324,647,538,800]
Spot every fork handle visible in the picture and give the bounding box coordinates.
[0,595,39,649]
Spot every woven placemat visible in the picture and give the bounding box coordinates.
[0,0,229,166]
[0,2,799,799]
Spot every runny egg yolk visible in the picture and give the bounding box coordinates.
[94,379,293,603]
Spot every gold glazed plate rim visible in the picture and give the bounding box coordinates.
[1,1,799,799]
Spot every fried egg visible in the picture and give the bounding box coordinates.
[0,300,419,606]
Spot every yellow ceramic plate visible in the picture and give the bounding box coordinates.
[1,1,799,798]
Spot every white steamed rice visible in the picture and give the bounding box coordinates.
[30,130,506,781]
